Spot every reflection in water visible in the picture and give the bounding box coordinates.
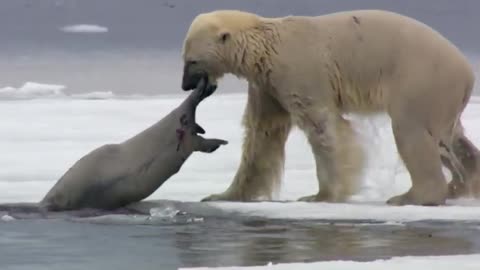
[173,217,477,268]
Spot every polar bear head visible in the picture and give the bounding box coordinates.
[181,10,261,90]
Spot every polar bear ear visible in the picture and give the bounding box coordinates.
[218,31,231,44]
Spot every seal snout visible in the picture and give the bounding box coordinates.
[182,60,207,91]
[196,76,217,102]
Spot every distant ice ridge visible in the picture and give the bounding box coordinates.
[71,91,116,100]
[0,82,66,99]
[59,24,109,33]
[1,76,478,101]
[0,82,140,100]
[0,81,244,100]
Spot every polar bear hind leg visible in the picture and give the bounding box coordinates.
[386,106,449,206]
[442,121,480,199]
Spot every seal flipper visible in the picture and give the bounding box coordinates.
[195,123,206,134]
[194,136,228,153]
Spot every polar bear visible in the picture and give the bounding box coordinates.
[180,9,479,206]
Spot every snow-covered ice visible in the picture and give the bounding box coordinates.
[0,81,480,269]
[0,87,479,220]
[203,200,480,223]
[1,214,15,222]
[181,254,480,270]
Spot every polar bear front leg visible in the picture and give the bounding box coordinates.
[201,84,292,202]
[292,101,365,203]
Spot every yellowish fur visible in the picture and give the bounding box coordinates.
[184,9,479,205]
[188,10,261,34]
[219,85,292,201]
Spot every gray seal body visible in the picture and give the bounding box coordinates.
[40,78,226,211]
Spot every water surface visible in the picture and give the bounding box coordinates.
[2,202,480,270]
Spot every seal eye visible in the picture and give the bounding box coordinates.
[180,114,188,126]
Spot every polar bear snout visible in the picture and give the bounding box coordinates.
[182,60,207,91]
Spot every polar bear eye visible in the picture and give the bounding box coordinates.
[219,32,231,44]
[188,60,198,65]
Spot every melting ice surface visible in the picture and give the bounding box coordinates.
[1,82,480,269]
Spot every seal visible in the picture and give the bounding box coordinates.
[39,77,227,211]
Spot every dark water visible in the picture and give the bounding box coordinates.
[0,0,479,95]
[1,201,480,270]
